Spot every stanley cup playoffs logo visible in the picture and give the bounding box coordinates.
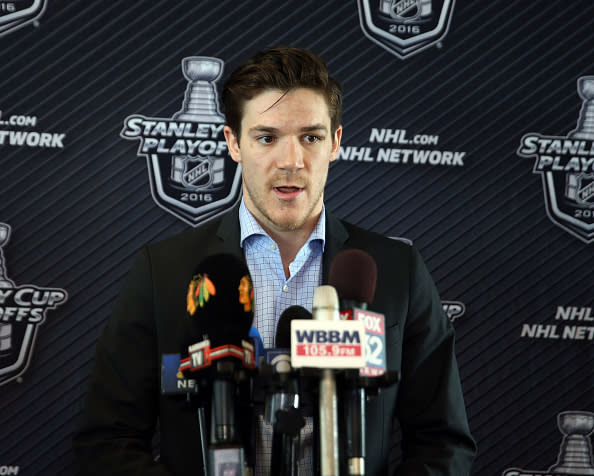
[0,0,47,38]
[121,57,242,227]
[518,77,594,244]
[0,223,68,386]
[358,0,455,59]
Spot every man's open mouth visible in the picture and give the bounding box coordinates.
[275,186,302,193]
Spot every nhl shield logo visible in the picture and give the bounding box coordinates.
[357,0,456,59]
[0,223,68,386]
[121,56,242,227]
[518,77,594,244]
[0,0,47,38]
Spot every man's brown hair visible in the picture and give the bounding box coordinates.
[222,46,342,140]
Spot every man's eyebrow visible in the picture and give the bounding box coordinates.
[300,124,329,133]
[248,124,329,134]
[248,126,280,134]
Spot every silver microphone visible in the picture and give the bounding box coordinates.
[313,285,340,476]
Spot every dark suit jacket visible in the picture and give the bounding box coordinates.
[73,207,476,475]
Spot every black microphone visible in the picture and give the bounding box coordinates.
[265,306,311,421]
[181,253,256,476]
[266,305,310,476]
[329,249,378,476]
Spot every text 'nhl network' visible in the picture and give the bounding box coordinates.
[337,128,465,166]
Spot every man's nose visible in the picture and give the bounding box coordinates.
[277,137,304,170]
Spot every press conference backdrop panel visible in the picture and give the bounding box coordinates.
[1,1,593,475]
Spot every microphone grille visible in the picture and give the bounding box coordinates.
[328,249,377,304]
[276,305,312,348]
[186,253,254,346]
[313,285,339,321]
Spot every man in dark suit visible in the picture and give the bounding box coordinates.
[73,46,476,475]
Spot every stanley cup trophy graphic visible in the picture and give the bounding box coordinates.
[170,57,225,189]
[549,411,594,475]
[566,77,594,206]
[0,223,13,353]
[570,77,594,141]
[0,223,14,288]
[173,57,225,122]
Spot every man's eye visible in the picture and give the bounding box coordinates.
[257,136,275,144]
[303,135,322,144]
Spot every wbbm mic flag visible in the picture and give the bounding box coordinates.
[290,320,366,369]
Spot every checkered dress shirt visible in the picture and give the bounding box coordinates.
[239,200,324,475]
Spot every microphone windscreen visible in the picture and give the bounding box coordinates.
[186,253,254,346]
[313,285,339,322]
[328,249,377,305]
[275,305,312,348]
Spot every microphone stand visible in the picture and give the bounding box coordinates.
[258,360,305,476]
[271,406,305,476]
[342,373,366,476]
[342,298,368,476]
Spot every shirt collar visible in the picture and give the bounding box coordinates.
[239,198,326,250]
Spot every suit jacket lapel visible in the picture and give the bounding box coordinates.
[208,204,244,259]
[322,209,350,283]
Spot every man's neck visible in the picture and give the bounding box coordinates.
[267,227,313,278]
[241,202,323,279]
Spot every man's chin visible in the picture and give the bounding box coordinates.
[270,218,302,232]
[254,201,321,234]
[268,212,308,232]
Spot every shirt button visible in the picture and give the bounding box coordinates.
[282,284,289,292]
[270,243,277,250]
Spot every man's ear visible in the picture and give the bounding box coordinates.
[224,126,241,163]
[329,125,343,162]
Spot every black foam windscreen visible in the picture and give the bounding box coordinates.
[275,305,312,348]
[328,249,377,305]
[185,253,254,346]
